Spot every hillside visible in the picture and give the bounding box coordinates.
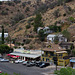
[0,0,75,49]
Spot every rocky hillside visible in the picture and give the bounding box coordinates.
[0,0,75,49]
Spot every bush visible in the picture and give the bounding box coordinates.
[6,8,9,11]
[22,2,26,8]
[62,30,71,41]
[23,46,26,49]
[21,43,24,46]
[29,45,33,49]
[68,17,75,23]
[35,4,48,13]
[63,13,66,16]
[25,7,30,12]
[1,10,8,15]
[26,25,31,29]
[28,17,34,24]
[25,39,31,44]
[6,2,14,6]
[54,67,75,75]
[53,9,60,18]
[72,49,75,57]
[11,13,24,25]
[49,25,61,32]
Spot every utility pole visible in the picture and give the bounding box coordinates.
[56,53,57,71]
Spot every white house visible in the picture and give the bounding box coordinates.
[47,34,67,43]
[37,27,53,34]
[0,33,8,38]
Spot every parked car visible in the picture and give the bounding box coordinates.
[26,62,32,67]
[0,59,9,62]
[0,58,3,61]
[39,62,50,68]
[22,61,28,65]
[35,61,43,67]
[15,59,24,64]
[0,70,2,73]
[26,61,35,67]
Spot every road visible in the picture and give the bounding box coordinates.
[0,62,55,75]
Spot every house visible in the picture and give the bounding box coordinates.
[9,48,44,61]
[37,27,43,33]
[47,34,67,43]
[41,44,69,66]
[0,33,8,38]
[37,27,53,34]
[43,27,53,34]
[59,42,74,50]
[70,57,75,69]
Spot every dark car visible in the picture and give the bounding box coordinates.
[39,62,50,68]
[35,61,43,67]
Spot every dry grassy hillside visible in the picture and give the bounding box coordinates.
[0,0,75,49]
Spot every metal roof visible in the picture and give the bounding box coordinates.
[10,52,43,59]
[70,59,75,62]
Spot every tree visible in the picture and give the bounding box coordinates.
[1,25,4,44]
[54,36,59,44]
[38,30,45,41]
[34,13,43,32]
[72,49,75,57]
[62,30,71,41]
[0,44,12,56]
[54,67,75,75]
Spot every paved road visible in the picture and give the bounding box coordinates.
[0,62,55,75]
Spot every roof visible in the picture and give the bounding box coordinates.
[56,51,67,54]
[10,52,43,59]
[59,42,73,45]
[42,44,66,52]
[47,34,63,38]
[8,44,15,47]
[70,59,75,62]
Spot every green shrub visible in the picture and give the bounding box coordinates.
[1,10,8,15]
[11,13,24,25]
[68,17,75,23]
[72,49,75,57]
[26,25,31,29]
[53,9,60,18]
[21,43,24,46]
[25,39,31,44]
[25,7,30,12]
[23,46,26,49]
[54,67,75,75]
[29,45,33,49]
[63,13,66,16]
[62,29,71,41]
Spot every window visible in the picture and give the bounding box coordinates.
[46,52,48,55]
[59,54,62,56]
[43,58,44,61]
[46,58,49,62]
[50,52,54,56]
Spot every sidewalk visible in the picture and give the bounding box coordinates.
[43,65,63,75]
